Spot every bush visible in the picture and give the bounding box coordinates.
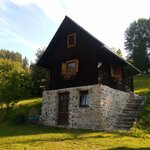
[13,112,27,125]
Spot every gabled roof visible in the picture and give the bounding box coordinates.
[37,16,141,73]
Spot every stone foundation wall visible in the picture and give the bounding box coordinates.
[41,84,130,130]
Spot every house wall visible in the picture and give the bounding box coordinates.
[41,84,130,130]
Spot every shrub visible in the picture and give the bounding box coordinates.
[13,112,27,125]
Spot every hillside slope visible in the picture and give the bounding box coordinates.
[134,74,150,130]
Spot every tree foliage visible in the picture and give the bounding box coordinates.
[0,59,33,118]
[35,46,46,62]
[30,46,50,96]
[124,18,150,73]
[0,49,29,70]
[111,47,123,57]
[30,66,50,96]
[0,49,22,63]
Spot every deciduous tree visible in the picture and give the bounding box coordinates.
[0,59,33,118]
[124,18,150,73]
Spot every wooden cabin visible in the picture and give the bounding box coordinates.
[37,16,140,92]
[37,16,143,130]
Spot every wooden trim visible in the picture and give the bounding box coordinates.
[66,59,79,74]
[75,59,79,73]
[61,59,79,79]
[61,63,67,75]
[58,92,69,125]
[67,33,76,48]
[66,59,78,65]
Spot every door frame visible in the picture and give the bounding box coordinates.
[58,92,69,125]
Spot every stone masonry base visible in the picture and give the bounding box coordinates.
[41,84,130,130]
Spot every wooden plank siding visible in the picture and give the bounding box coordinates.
[45,21,101,90]
[37,16,139,91]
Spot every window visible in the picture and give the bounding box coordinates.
[111,64,116,77]
[67,33,76,48]
[67,61,76,75]
[80,91,89,107]
[61,59,79,77]
[111,63,122,81]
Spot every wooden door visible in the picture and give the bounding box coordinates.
[58,92,69,125]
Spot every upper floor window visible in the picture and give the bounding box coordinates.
[67,61,76,75]
[61,59,79,79]
[67,33,76,48]
[111,63,122,81]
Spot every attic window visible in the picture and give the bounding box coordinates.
[67,33,76,48]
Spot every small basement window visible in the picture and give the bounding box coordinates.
[80,91,89,107]
[67,33,76,48]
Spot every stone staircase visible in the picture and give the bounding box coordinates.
[114,93,146,130]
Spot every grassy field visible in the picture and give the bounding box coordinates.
[134,74,150,131]
[134,74,150,94]
[0,74,150,150]
[0,123,150,150]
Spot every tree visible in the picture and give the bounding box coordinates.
[0,49,29,70]
[30,66,50,96]
[35,46,46,62]
[22,56,29,70]
[111,47,123,57]
[116,49,123,57]
[0,59,33,118]
[30,46,50,96]
[0,49,22,63]
[124,18,150,73]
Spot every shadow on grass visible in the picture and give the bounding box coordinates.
[0,123,109,139]
[0,122,149,140]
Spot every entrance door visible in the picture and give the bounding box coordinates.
[58,92,69,125]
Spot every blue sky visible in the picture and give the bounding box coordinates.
[0,0,150,62]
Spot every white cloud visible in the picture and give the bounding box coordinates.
[0,16,40,50]
[9,0,32,6]
[0,0,8,11]
[4,0,150,58]
[62,0,150,56]
[10,0,66,23]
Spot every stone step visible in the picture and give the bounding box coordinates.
[127,101,143,105]
[125,105,140,109]
[119,116,135,121]
[126,104,140,107]
[119,113,137,118]
[114,95,146,130]
[127,101,142,104]
[114,124,132,129]
[116,121,134,126]
[123,109,138,112]
[128,98,144,102]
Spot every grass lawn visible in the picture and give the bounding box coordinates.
[0,74,150,150]
[0,122,150,150]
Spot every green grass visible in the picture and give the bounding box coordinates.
[0,74,150,149]
[134,74,150,130]
[0,122,150,150]
[134,74,150,95]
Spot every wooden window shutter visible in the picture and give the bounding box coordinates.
[61,63,66,75]
[75,59,79,73]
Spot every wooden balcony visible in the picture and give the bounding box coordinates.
[98,71,134,92]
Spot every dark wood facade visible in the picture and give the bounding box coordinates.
[37,16,140,91]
